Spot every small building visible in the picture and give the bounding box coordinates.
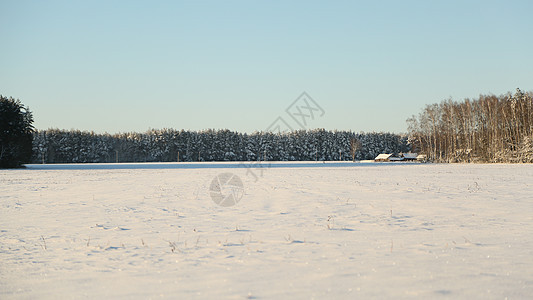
[402,153,418,161]
[375,153,393,162]
[416,154,428,162]
[389,156,404,162]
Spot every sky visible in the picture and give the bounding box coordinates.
[1,0,533,134]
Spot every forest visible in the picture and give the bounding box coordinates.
[31,129,409,164]
[407,88,533,163]
[19,88,533,165]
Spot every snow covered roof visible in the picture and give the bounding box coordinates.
[375,153,393,160]
[402,153,418,159]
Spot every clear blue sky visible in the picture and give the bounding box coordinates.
[2,0,532,134]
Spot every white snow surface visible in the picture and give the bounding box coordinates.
[1,162,532,299]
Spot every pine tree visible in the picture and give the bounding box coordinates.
[0,96,34,168]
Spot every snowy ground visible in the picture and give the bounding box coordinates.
[1,162,532,299]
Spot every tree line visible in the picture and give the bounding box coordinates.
[5,88,532,168]
[31,129,409,164]
[407,88,533,163]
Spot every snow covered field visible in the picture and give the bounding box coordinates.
[1,162,532,299]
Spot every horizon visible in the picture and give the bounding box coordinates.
[2,1,533,134]
[33,126,410,135]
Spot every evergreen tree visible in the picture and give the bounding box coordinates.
[0,95,34,168]
[31,128,410,164]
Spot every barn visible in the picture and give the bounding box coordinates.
[375,153,393,162]
[402,153,418,161]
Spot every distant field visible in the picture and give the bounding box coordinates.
[1,163,532,299]
[23,161,381,170]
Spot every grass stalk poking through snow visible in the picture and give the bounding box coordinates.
[40,235,47,250]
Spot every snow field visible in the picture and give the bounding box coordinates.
[1,163,532,299]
